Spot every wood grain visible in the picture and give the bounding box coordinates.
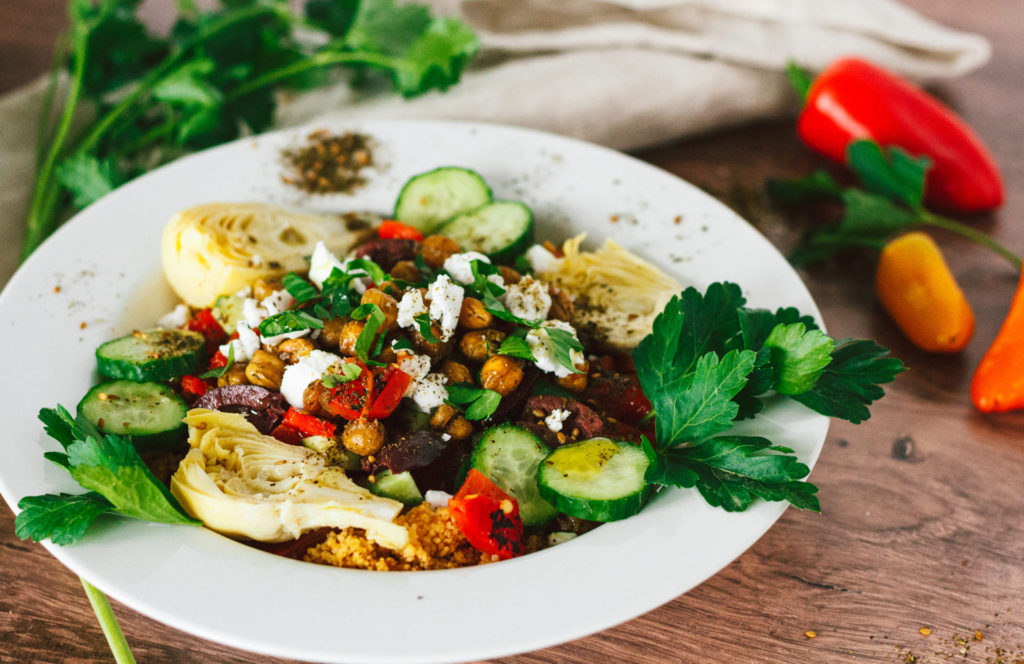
[2,1,1024,663]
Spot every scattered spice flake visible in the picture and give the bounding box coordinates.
[674,215,682,224]
[80,322,87,329]
[975,630,984,641]
[281,130,373,195]
[610,215,620,223]
[804,630,817,639]
[919,627,932,636]
[53,285,61,293]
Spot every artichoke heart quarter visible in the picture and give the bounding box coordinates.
[170,409,408,550]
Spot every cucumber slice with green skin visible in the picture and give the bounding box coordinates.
[393,167,492,232]
[212,294,246,332]
[438,201,534,264]
[471,423,558,526]
[369,470,423,506]
[538,438,652,522]
[77,380,188,451]
[96,328,205,382]
[302,435,362,471]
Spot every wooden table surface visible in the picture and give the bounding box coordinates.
[2,1,1022,663]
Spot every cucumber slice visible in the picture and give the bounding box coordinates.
[302,435,361,471]
[96,328,205,382]
[369,470,423,506]
[212,294,246,332]
[471,423,558,526]
[538,438,651,522]
[77,380,188,451]
[393,167,492,232]
[438,201,534,263]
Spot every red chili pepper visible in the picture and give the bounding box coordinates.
[326,361,374,420]
[270,423,304,445]
[366,367,412,419]
[180,374,210,397]
[378,220,423,241]
[797,57,1003,212]
[448,469,524,560]
[282,407,337,438]
[187,308,227,352]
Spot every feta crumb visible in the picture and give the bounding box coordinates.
[443,252,491,285]
[220,321,261,363]
[544,408,571,433]
[157,304,190,329]
[263,328,310,347]
[505,276,552,321]
[398,353,432,397]
[441,433,452,442]
[411,373,449,412]
[261,289,294,316]
[234,286,252,298]
[525,244,563,274]
[309,241,346,289]
[242,297,268,328]
[397,289,428,330]
[279,350,344,409]
[426,274,464,342]
[424,490,453,509]
[526,320,584,378]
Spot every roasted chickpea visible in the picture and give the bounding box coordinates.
[252,276,283,300]
[438,359,473,385]
[319,317,346,349]
[376,345,397,364]
[548,286,574,322]
[342,418,385,456]
[480,355,523,396]
[217,362,248,387]
[458,297,492,330]
[459,328,507,362]
[338,320,365,356]
[245,350,286,390]
[377,279,404,298]
[360,288,399,333]
[412,323,452,359]
[555,359,589,393]
[390,260,421,283]
[302,379,328,416]
[276,337,315,363]
[430,404,473,440]
[498,265,521,285]
[421,234,459,269]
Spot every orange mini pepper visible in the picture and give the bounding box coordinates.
[875,232,975,353]
[971,270,1024,413]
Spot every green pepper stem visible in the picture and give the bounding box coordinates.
[80,578,137,664]
[919,211,1022,271]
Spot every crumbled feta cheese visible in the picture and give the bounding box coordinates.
[505,276,552,322]
[547,532,578,547]
[411,373,449,412]
[219,321,261,363]
[525,244,563,274]
[397,289,428,330]
[544,408,571,433]
[279,350,343,409]
[424,490,453,509]
[242,297,268,328]
[260,289,294,316]
[156,304,189,329]
[443,252,490,285]
[309,241,346,289]
[426,274,464,342]
[234,286,252,298]
[263,328,310,347]
[441,433,452,442]
[526,320,585,378]
[398,353,432,397]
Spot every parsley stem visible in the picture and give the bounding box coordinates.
[35,30,70,174]
[225,50,410,102]
[920,211,1022,271]
[80,578,137,664]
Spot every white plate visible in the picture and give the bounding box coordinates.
[0,120,827,664]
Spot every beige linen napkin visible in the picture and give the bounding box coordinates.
[0,0,990,284]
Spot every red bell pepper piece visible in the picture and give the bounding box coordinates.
[327,361,374,420]
[378,220,423,241]
[366,367,412,419]
[282,407,337,438]
[180,374,210,397]
[270,423,304,445]
[797,57,1003,212]
[448,469,524,560]
[207,350,228,370]
[187,308,227,352]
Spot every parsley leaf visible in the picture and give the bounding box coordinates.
[413,312,440,343]
[763,322,834,395]
[352,303,386,362]
[737,306,819,350]
[846,140,929,209]
[498,335,536,362]
[15,492,113,546]
[446,384,502,421]
[392,336,415,352]
[55,153,121,209]
[259,310,323,337]
[322,362,363,388]
[282,272,318,303]
[346,258,387,286]
[199,342,235,379]
[646,436,820,513]
[544,328,584,375]
[793,339,906,424]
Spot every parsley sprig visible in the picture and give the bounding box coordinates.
[769,140,1021,271]
[24,0,479,259]
[632,282,905,512]
[15,406,199,546]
